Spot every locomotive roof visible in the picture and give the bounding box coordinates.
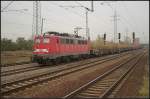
[42,31,86,40]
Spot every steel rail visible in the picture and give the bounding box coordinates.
[1,62,31,67]
[1,50,130,76]
[1,51,133,96]
[100,53,145,98]
[1,65,46,76]
[63,51,144,98]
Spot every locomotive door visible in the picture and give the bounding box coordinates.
[56,38,60,55]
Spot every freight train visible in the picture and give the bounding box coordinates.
[32,31,140,64]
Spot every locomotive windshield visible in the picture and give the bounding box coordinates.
[35,38,40,44]
[43,38,50,43]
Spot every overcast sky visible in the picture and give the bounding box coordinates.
[1,1,149,44]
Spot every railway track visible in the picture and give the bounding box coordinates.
[2,50,133,79]
[1,50,134,77]
[1,54,118,77]
[1,64,46,76]
[1,52,122,77]
[2,51,131,86]
[1,61,31,67]
[63,51,145,98]
[1,50,135,96]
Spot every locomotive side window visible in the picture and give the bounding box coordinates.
[72,39,74,44]
[60,38,86,45]
[60,38,63,44]
[77,40,87,45]
[81,40,84,44]
[83,40,86,44]
[78,40,83,45]
[85,40,87,44]
[83,40,85,44]
[68,39,70,44]
[43,38,49,43]
[60,38,65,44]
[78,40,80,44]
[74,39,78,44]
[70,39,74,44]
[35,38,40,44]
[69,39,71,44]
[66,39,69,44]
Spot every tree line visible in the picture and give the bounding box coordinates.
[1,37,34,51]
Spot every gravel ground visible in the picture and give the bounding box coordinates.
[9,54,131,98]
[115,52,149,97]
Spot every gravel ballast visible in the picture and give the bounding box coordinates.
[115,53,149,97]
[8,54,132,98]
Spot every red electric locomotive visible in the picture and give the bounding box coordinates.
[32,31,90,64]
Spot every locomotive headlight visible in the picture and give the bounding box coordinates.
[34,49,40,52]
[42,49,48,52]
[33,49,48,52]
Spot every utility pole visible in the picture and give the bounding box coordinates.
[85,9,89,40]
[1,1,14,12]
[142,32,145,44]
[100,2,119,43]
[85,1,94,40]
[74,27,83,36]
[113,10,116,43]
[125,28,128,41]
[32,1,41,38]
[60,1,94,40]
[113,9,120,43]
[125,27,129,44]
[41,18,45,34]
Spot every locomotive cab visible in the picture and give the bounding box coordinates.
[32,32,60,64]
[33,36,50,54]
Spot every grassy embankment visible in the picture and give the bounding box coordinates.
[139,62,149,96]
[1,50,32,65]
